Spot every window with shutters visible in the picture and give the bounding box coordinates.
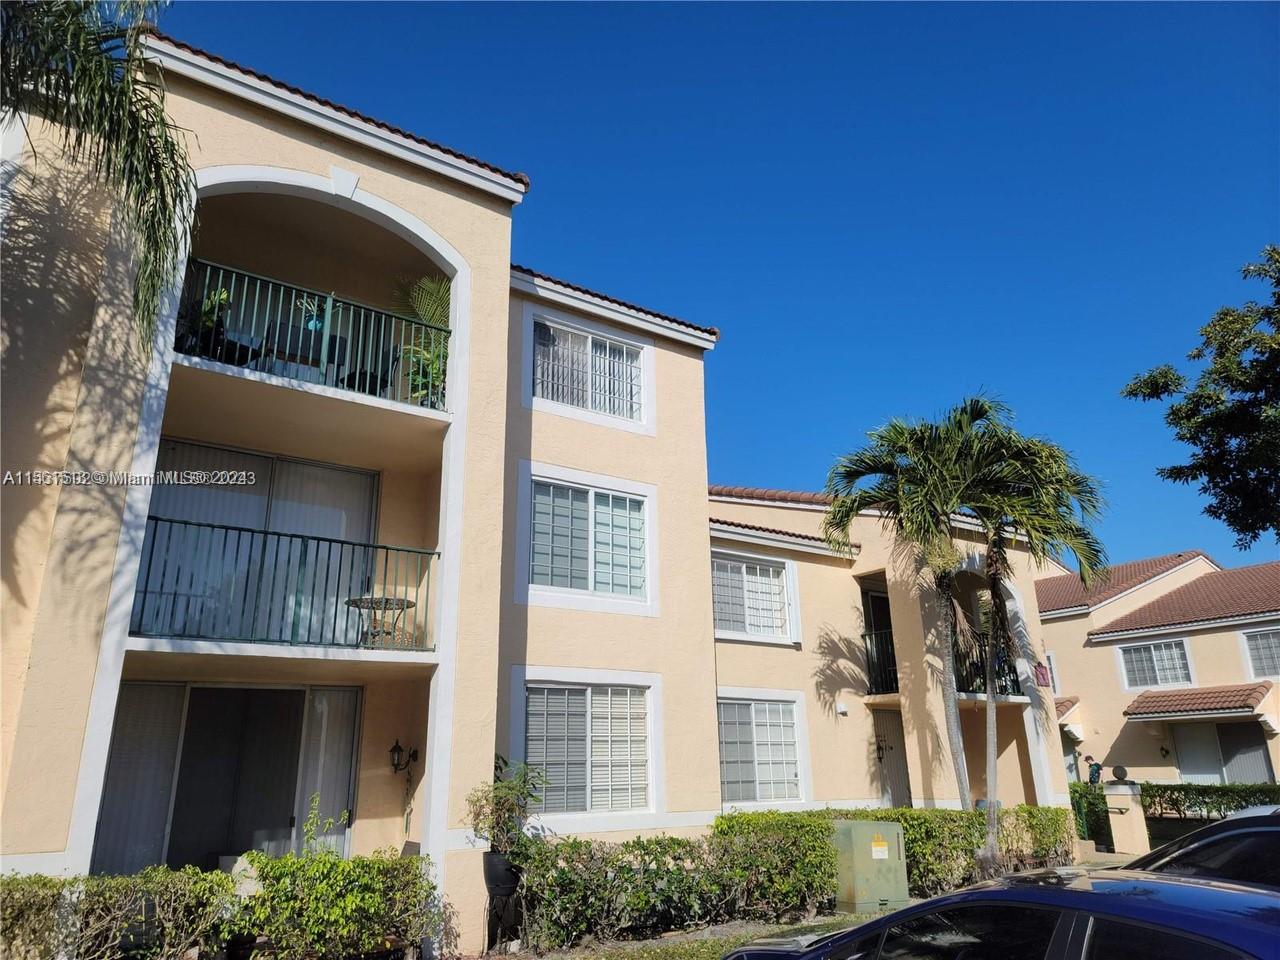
[1120,640,1192,688]
[1245,629,1280,678]
[533,319,643,422]
[529,480,647,599]
[711,552,795,643]
[525,684,648,813]
[717,699,801,803]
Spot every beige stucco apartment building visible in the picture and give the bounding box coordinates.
[3,34,1071,950]
[1038,553,1280,787]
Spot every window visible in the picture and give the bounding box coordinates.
[530,480,646,598]
[879,904,1061,960]
[525,684,648,814]
[533,319,642,421]
[1245,629,1280,677]
[1045,652,1060,694]
[1121,640,1191,687]
[711,553,792,640]
[717,700,801,802]
[1085,918,1243,960]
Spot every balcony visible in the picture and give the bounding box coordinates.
[173,259,450,411]
[953,631,1023,696]
[130,517,436,650]
[864,629,900,694]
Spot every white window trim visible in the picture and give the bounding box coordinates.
[1115,637,1197,691]
[515,460,660,617]
[710,547,802,647]
[521,300,657,436]
[716,686,813,810]
[1045,651,1061,695]
[510,665,667,833]
[1240,622,1280,680]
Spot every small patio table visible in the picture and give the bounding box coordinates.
[345,595,416,647]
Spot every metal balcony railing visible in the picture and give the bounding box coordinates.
[174,259,450,410]
[864,629,900,694]
[130,517,436,650]
[953,631,1023,696]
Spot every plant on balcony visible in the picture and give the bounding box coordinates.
[394,274,451,407]
[465,756,543,897]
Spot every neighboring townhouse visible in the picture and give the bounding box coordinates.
[1039,553,1280,785]
[2,33,1064,950]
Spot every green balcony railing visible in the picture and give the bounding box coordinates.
[864,629,899,694]
[174,259,450,410]
[130,517,437,650]
[953,631,1023,696]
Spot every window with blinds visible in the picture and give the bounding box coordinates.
[533,320,643,421]
[711,553,790,638]
[1246,630,1280,677]
[530,480,646,598]
[1121,640,1191,687]
[716,699,801,803]
[525,684,648,813]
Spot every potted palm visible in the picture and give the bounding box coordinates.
[465,757,542,898]
[393,274,451,409]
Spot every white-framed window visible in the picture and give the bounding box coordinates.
[522,302,656,435]
[530,480,646,598]
[711,551,796,643]
[1245,629,1280,678]
[525,684,648,813]
[1120,639,1192,688]
[717,699,801,803]
[1045,652,1061,694]
[516,461,659,616]
[533,319,642,422]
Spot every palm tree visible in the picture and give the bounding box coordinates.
[823,397,1014,810]
[2,1,196,345]
[959,421,1105,874]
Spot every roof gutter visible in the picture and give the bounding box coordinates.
[1091,611,1280,641]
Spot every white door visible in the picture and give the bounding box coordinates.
[872,710,912,807]
[1172,722,1225,784]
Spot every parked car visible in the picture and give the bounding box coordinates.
[722,870,1280,960]
[1126,813,1280,888]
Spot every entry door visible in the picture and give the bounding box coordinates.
[1218,723,1275,784]
[1061,732,1080,782]
[1172,722,1225,784]
[872,710,912,807]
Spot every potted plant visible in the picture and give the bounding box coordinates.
[393,274,451,408]
[465,757,542,898]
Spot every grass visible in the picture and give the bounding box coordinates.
[561,913,886,960]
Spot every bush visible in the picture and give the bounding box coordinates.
[1068,782,1113,848]
[0,868,235,960]
[516,805,1075,949]
[1139,781,1280,820]
[235,849,442,959]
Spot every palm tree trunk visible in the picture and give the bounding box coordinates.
[935,571,972,811]
[979,549,1014,877]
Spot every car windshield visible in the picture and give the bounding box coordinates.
[1148,829,1280,888]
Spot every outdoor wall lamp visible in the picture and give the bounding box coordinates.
[389,739,419,774]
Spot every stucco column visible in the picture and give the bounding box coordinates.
[1103,782,1151,856]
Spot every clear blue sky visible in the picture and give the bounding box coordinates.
[161,2,1278,567]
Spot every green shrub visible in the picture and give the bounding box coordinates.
[235,848,442,959]
[710,811,838,919]
[1068,782,1113,847]
[1,873,71,959]
[1139,781,1280,819]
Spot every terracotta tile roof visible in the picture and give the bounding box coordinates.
[147,31,530,190]
[1123,681,1273,717]
[1035,550,1213,614]
[1055,696,1080,720]
[709,485,832,506]
[512,265,719,339]
[709,516,845,546]
[1091,560,1280,637]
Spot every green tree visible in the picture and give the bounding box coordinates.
[1123,246,1280,548]
[2,1,195,345]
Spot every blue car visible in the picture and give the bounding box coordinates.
[723,869,1280,960]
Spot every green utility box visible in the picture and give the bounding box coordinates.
[832,820,910,914]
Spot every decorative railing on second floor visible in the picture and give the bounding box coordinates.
[864,629,900,694]
[953,630,1023,696]
[175,259,450,410]
[130,517,436,650]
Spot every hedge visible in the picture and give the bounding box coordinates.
[1139,781,1280,820]
[0,853,442,960]
[516,805,1075,949]
[1068,782,1113,848]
